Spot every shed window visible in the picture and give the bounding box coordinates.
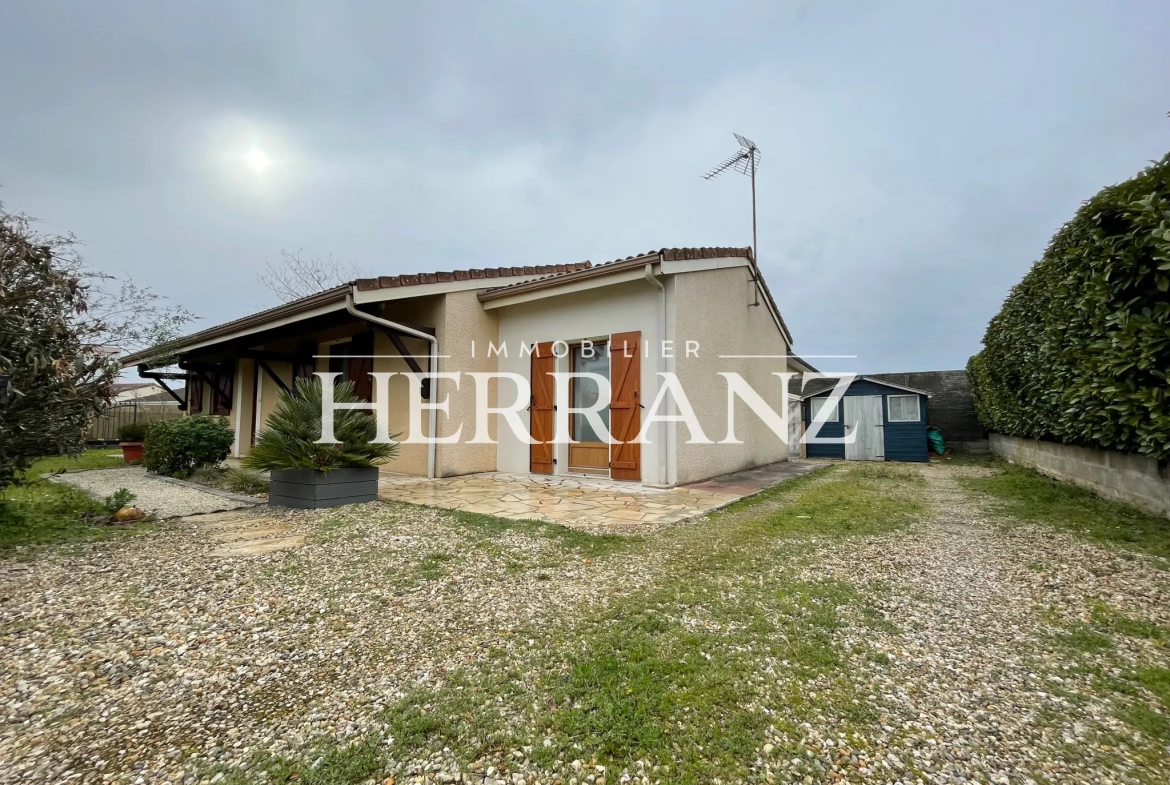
[887,395,920,422]
[809,397,839,423]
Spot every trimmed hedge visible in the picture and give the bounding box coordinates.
[142,416,234,478]
[968,153,1170,462]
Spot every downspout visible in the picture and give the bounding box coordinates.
[643,262,669,486]
[345,293,439,480]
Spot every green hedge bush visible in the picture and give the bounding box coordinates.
[968,153,1170,461]
[142,416,234,477]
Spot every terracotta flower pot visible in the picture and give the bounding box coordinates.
[120,442,144,463]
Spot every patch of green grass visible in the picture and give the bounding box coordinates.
[221,736,385,785]
[1089,602,1170,644]
[418,550,456,580]
[27,450,127,475]
[958,461,1170,563]
[1054,624,1116,654]
[449,509,636,560]
[0,452,153,551]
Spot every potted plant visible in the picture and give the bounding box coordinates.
[117,422,148,463]
[243,378,397,509]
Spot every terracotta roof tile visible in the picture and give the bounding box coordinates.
[353,261,592,291]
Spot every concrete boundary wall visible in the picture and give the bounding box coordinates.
[990,433,1170,520]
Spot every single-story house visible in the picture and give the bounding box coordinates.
[800,376,931,462]
[110,382,167,402]
[122,247,815,486]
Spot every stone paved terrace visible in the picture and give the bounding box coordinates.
[377,461,822,532]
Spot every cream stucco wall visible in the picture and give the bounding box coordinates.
[494,280,665,481]
[672,266,791,484]
[434,290,500,477]
[365,295,442,476]
[231,358,256,457]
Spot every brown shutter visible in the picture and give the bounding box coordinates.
[529,342,555,475]
[609,331,641,481]
[212,367,233,415]
[349,332,374,401]
[187,375,203,415]
[293,343,317,385]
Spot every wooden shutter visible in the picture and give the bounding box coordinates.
[349,333,374,401]
[187,375,203,415]
[529,342,555,475]
[211,367,233,415]
[609,331,641,481]
[293,343,317,386]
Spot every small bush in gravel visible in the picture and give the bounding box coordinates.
[142,415,233,478]
[223,468,268,495]
[101,487,136,514]
[187,466,269,496]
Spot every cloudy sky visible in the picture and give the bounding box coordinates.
[2,0,1167,373]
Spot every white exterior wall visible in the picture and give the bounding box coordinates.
[494,280,666,482]
[672,266,791,484]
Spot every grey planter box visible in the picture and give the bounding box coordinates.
[268,467,380,509]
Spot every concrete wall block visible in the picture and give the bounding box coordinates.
[990,433,1170,520]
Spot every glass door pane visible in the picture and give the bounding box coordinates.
[571,344,609,442]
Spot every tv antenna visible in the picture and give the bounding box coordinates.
[704,133,762,306]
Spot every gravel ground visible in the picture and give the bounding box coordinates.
[797,464,1170,785]
[52,467,259,518]
[0,502,665,785]
[3,464,1167,784]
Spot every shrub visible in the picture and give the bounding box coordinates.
[102,488,136,515]
[968,152,1170,461]
[224,468,269,495]
[186,466,269,496]
[244,378,396,473]
[142,415,234,477]
[117,422,148,442]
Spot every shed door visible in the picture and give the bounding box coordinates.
[787,401,803,458]
[608,331,641,481]
[529,342,555,475]
[843,396,884,461]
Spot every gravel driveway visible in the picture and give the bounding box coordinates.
[52,467,260,518]
[2,463,1167,785]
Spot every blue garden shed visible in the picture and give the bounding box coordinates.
[801,377,932,462]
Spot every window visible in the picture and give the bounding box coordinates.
[570,342,610,442]
[887,394,920,422]
[809,396,839,423]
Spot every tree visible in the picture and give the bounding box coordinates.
[0,204,196,489]
[257,249,369,303]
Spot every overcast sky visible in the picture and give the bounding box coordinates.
[2,1,1167,373]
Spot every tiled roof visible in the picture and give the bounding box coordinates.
[354,262,592,291]
[473,246,792,345]
[123,246,793,367]
[477,247,754,296]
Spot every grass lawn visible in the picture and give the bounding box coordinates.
[0,450,152,551]
[958,459,1170,564]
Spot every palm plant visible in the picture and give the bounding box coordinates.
[243,378,396,473]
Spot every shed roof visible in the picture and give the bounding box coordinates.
[799,375,933,399]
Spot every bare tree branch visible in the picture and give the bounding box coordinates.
[257,249,370,303]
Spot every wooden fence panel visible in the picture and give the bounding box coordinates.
[87,403,184,443]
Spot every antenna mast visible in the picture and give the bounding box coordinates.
[704,133,762,306]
